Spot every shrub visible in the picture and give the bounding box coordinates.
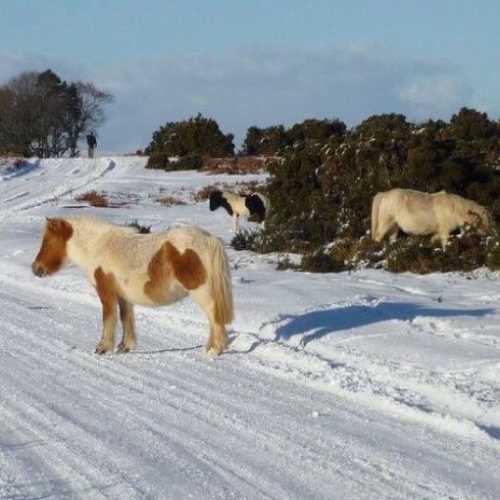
[128,220,151,234]
[157,196,187,207]
[255,107,500,274]
[300,251,348,273]
[230,230,260,251]
[145,113,234,158]
[146,152,171,170]
[242,118,346,155]
[276,256,301,271]
[193,185,219,202]
[203,156,267,175]
[75,191,109,207]
[174,153,203,171]
[486,240,500,270]
[147,152,203,171]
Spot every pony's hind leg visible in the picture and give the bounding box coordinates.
[233,214,240,233]
[117,297,136,353]
[206,319,229,356]
[387,224,400,244]
[94,268,118,354]
[191,286,229,356]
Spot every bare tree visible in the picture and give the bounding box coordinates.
[0,69,113,158]
[67,82,113,157]
[0,72,40,155]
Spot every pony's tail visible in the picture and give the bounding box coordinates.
[207,236,234,325]
[371,192,383,240]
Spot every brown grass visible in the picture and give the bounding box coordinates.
[157,196,187,207]
[234,180,268,197]
[75,191,109,207]
[202,156,267,175]
[193,185,222,202]
[0,157,26,170]
[75,191,136,208]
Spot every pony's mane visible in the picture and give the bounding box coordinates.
[63,215,138,234]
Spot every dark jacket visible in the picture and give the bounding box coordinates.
[86,134,97,147]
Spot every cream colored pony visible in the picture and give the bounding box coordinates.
[32,216,234,356]
[371,188,490,249]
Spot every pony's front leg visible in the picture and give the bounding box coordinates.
[117,298,136,353]
[94,268,118,354]
[431,232,449,250]
[233,214,240,233]
[439,232,450,251]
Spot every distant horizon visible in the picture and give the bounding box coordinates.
[1,1,499,152]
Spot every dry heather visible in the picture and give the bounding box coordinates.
[157,196,187,207]
[202,156,267,175]
[75,190,139,208]
[75,191,109,208]
[0,157,26,170]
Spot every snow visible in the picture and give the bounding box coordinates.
[0,156,499,499]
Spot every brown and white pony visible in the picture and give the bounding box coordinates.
[32,216,234,356]
[371,188,491,249]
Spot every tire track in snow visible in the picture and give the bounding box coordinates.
[0,291,374,499]
[0,158,116,220]
[1,279,499,499]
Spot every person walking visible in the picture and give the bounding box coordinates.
[86,132,97,158]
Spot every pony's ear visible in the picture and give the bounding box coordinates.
[46,218,73,239]
[46,218,59,232]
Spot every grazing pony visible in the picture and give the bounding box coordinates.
[371,188,490,249]
[32,216,234,356]
[209,190,270,232]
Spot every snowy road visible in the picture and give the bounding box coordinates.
[1,157,499,499]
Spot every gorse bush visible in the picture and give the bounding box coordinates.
[146,152,204,171]
[145,114,234,170]
[230,230,260,252]
[242,118,346,156]
[253,108,500,273]
[300,251,347,273]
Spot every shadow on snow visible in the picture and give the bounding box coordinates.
[274,302,494,347]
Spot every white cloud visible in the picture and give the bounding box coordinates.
[398,76,473,119]
[0,50,85,83]
[1,47,495,153]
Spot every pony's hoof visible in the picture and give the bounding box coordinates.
[95,344,111,355]
[204,346,223,358]
[116,343,133,354]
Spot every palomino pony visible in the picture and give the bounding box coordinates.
[371,188,490,249]
[32,216,234,356]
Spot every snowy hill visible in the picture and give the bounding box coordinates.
[0,157,499,499]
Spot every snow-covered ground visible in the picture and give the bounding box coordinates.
[0,157,499,499]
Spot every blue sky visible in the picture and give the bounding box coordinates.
[1,1,499,152]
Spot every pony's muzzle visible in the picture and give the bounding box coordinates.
[32,262,48,277]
